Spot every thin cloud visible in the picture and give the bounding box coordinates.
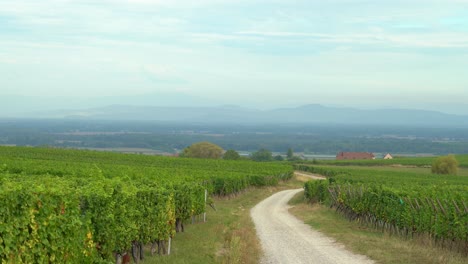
[1,0,467,110]
[236,31,468,48]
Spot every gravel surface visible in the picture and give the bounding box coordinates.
[294,171,326,180]
[251,189,374,264]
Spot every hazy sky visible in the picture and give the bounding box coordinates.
[1,0,468,112]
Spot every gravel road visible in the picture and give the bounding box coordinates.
[294,171,326,180]
[251,189,374,264]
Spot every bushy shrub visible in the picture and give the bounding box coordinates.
[250,149,273,162]
[223,149,240,160]
[181,142,223,159]
[274,155,284,161]
[431,155,459,175]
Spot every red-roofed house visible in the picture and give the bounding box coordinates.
[336,152,375,160]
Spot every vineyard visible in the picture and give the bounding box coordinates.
[0,146,293,263]
[308,154,468,168]
[297,164,468,254]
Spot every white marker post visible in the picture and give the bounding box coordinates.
[168,237,172,255]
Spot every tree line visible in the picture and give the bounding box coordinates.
[180,142,302,162]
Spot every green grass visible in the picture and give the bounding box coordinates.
[140,178,304,264]
[289,191,468,264]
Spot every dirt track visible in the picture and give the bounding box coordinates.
[294,171,326,180]
[251,189,374,264]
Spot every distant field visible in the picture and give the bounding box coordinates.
[310,154,468,168]
[75,146,173,155]
[297,164,468,190]
[320,165,468,177]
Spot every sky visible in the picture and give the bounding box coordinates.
[1,0,468,113]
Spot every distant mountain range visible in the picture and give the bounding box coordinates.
[1,94,466,126]
[10,104,466,127]
[0,93,211,117]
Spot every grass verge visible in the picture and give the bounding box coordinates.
[141,177,304,264]
[289,191,468,264]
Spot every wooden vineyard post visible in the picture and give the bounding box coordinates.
[436,199,447,216]
[452,200,461,214]
[462,201,468,213]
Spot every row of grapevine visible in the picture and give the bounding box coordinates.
[0,147,293,263]
[300,165,468,254]
[0,174,189,263]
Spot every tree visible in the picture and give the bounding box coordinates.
[180,142,223,159]
[431,155,459,175]
[250,148,273,162]
[286,148,294,159]
[274,155,284,161]
[223,149,240,160]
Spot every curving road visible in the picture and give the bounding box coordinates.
[251,189,374,264]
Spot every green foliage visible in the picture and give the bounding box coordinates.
[304,180,329,204]
[286,148,293,159]
[300,164,468,244]
[286,148,303,161]
[0,146,293,263]
[181,142,224,159]
[431,155,459,175]
[223,149,241,160]
[250,148,273,162]
[0,178,93,263]
[274,155,284,161]
[288,156,303,162]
